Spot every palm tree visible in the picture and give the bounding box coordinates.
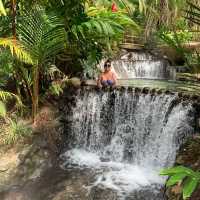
[0,6,66,121]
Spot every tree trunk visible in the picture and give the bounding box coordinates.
[32,65,39,122]
[157,0,168,27]
[11,0,17,39]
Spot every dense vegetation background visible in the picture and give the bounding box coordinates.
[0,0,199,120]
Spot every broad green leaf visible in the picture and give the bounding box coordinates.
[160,166,194,176]
[166,173,186,187]
[183,177,199,200]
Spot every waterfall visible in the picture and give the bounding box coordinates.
[61,89,194,199]
[98,52,176,80]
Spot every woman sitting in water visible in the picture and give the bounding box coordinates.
[97,60,117,88]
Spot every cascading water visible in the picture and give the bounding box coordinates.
[98,52,176,80]
[61,89,194,200]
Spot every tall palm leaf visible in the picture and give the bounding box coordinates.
[18,7,66,120]
[0,38,34,64]
[0,0,6,16]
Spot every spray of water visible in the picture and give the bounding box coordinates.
[61,89,194,198]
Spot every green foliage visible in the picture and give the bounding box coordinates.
[0,0,6,16]
[69,3,140,74]
[159,29,193,45]
[0,100,32,145]
[49,82,63,96]
[17,6,66,65]
[160,166,200,199]
[0,100,6,118]
[81,52,101,78]
[157,24,193,60]
[3,119,32,145]
[0,90,22,106]
[0,49,13,87]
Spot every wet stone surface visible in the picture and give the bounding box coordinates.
[0,166,166,200]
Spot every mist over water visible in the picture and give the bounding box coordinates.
[61,90,194,199]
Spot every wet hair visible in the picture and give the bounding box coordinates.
[104,59,111,68]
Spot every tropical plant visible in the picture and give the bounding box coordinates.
[157,24,193,63]
[0,90,22,106]
[69,2,140,74]
[0,49,13,87]
[49,82,63,96]
[133,0,187,40]
[0,6,66,121]
[81,52,101,78]
[160,166,200,199]
[3,119,32,145]
[0,100,32,145]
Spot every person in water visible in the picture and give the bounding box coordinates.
[97,60,117,88]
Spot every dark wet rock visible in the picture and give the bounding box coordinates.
[157,89,163,95]
[142,87,150,94]
[178,92,183,98]
[191,94,199,101]
[135,87,141,93]
[182,94,190,101]
[120,86,126,91]
[128,87,133,92]
[150,88,156,95]
[165,90,170,95]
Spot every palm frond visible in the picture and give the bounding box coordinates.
[0,38,34,64]
[0,0,6,16]
[17,6,66,63]
[0,90,22,106]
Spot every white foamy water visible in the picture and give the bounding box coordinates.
[61,90,194,199]
[98,52,176,80]
[61,148,164,196]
